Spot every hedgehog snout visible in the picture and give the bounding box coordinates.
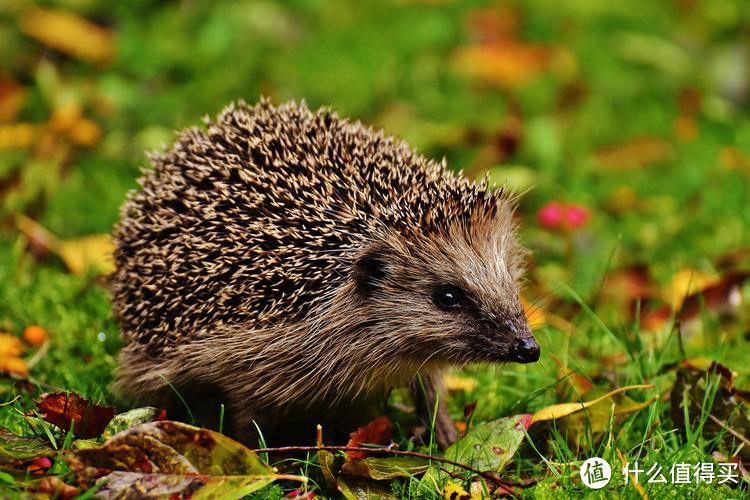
[501,316,539,363]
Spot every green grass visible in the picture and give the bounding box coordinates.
[1,0,749,498]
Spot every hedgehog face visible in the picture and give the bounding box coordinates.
[353,218,539,366]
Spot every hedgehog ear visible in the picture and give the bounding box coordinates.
[353,248,387,296]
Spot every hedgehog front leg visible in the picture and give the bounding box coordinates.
[411,372,457,449]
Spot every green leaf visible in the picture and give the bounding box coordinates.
[101,407,164,439]
[67,420,304,499]
[423,414,531,485]
[0,427,55,464]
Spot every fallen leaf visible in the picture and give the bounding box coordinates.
[56,234,116,276]
[0,358,27,377]
[36,392,117,438]
[423,414,531,485]
[0,123,40,150]
[0,334,22,358]
[48,102,102,146]
[595,136,672,170]
[531,384,654,423]
[16,215,115,275]
[102,407,166,439]
[18,8,114,63]
[67,421,301,498]
[0,428,55,465]
[443,481,472,499]
[444,374,477,392]
[0,74,26,122]
[666,268,717,310]
[345,417,392,460]
[452,43,551,89]
[342,456,429,480]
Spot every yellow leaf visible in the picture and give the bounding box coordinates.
[48,102,102,146]
[57,234,116,276]
[67,117,101,146]
[443,374,476,392]
[0,123,40,150]
[666,269,716,310]
[452,42,551,89]
[443,482,470,500]
[0,333,22,358]
[521,296,546,330]
[531,384,654,423]
[19,8,114,63]
[17,215,115,276]
[0,357,28,377]
[595,136,672,170]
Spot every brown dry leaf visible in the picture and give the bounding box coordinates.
[676,270,749,324]
[345,416,392,460]
[595,136,672,170]
[37,392,117,438]
[18,8,114,64]
[452,42,551,89]
[0,74,26,123]
[642,270,749,332]
[665,268,717,310]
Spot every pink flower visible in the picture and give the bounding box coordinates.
[565,203,591,229]
[537,201,591,231]
[537,202,565,228]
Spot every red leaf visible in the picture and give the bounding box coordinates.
[36,392,116,438]
[345,417,392,460]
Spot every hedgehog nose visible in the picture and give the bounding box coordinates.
[510,336,540,363]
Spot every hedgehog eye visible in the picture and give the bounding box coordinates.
[432,285,466,312]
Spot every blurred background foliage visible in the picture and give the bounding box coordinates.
[1,0,750,495]
[1,0,749,295]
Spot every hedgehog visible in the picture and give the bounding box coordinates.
[111,99,539,449]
